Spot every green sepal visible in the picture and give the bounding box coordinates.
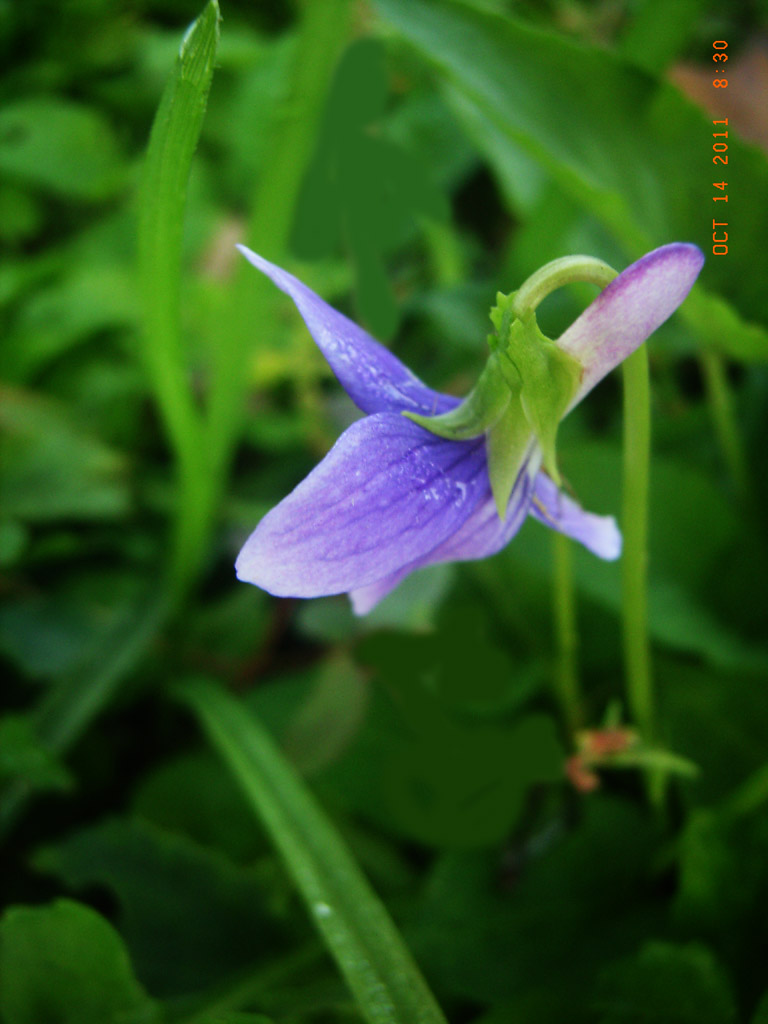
[485,397,532,520]
[403,352,511,439]
[405,288,584,522]
[502,312,582,483]
[488,291,517,350]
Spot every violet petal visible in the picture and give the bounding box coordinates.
[530,472,622,559]
[558,243,704,407]
[348,454,538,614]
[349,566,414,616]
[237,245,457,416]
[235,413,487,597]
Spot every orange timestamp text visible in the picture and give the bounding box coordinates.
[711,41,729,255]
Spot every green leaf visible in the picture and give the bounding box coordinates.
[0,385,129,522]
[373,0,768,354]
[679,286,768,363]
[672,797,768,992]
[752,991,768,1024]
[0,571,143,680]
[383,711,562,848]
[408,798,661,1004]
[0,899,158,1024]
[190,1015,275,1024]
[593,942,738,1024]
[0,184,42,243]
[2,263,136,380]
[674,811,738,932]
[282,652,369,776]
[179,678,449,1024]
[292,37,449,338]
[356,624,561,846]
[133,751,268,863]
[618,0,712,73]
[0,715,72,793]
[661,659,768,808]
[0,586,169,839]
[0,518,27,566]
[33,817,284,998]
[0,99,125,201]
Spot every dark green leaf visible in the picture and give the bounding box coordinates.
[0,99,125,201]
[593,942,737,1024]
[0,899,158,1024]
[408,798,662,1004]
[374,0,768,355]
[751,991,768,1024]
[0,715,72,793]
[0,385,129,522]
[33,817,285,998]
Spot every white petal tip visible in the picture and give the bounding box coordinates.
[596,520,622,561]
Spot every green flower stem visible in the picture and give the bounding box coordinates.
[699,349,750,504]
[205,0,353,505]
[552,530,582,737]
[180,679,449,1024]
[512,255,618,318]
[510,256,619,741]
[621,345,657,793]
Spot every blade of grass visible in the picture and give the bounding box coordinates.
[138,0,220,600]
[179,678,449,1024]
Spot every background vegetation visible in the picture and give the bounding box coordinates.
[1,1,768,1021]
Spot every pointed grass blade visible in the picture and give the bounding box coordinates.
[179,679,449,1024]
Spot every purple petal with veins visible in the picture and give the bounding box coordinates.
[236,246,457,416]
[236,414,487,597]
[349,453,537,614]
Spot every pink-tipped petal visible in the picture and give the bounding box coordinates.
[530,473,622,559]
[558,243,704,407]
[236,414,487,598]
[237,245,457,416]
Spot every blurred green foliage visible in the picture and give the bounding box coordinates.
[1,0,768,1022]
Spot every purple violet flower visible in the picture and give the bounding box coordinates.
[235,243,704,614]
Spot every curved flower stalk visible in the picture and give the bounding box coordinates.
[235,243,703,614]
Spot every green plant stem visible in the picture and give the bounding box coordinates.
[699,348,750,504]
[180,679,449,1024]
[552,530,582,737]
[621,345,656,783]
[205,0,353,504]
[512,255,617,318]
